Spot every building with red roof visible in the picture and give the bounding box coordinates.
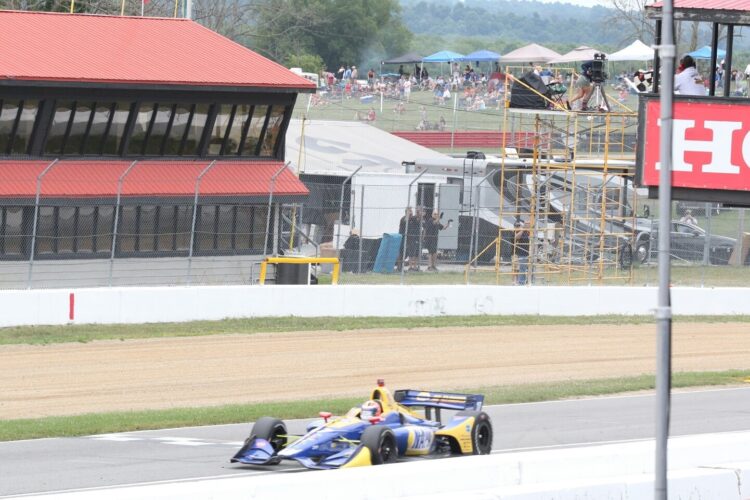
[0,10,315,287]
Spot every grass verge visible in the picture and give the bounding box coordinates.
[4,314,750,346]
[4,370,749,442]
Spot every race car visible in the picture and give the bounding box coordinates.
[230,380,493,469]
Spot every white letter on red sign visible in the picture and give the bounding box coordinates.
[657,119,742,174]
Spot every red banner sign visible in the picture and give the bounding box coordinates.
[640,99,750,191]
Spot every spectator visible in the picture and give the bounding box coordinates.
[350,66,358,82]
[367,68,375,85]
[674,55,705,96]
[343,66,352,81]
[398,64,404,77]
[513,220,530,285]
[680,210,698,225]
[423,211,452,271]
[407,207,423,270]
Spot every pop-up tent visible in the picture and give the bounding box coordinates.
[500,43,561,63]
[382,52,424,65]
[457,49,501,62]
[422,50,465,63]
[608,40,654,61]
[687,45,726,60]
[549,46,605,64]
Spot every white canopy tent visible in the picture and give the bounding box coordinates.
[607,40,654,62]
[500,43,562,63]
[548,46,605,64]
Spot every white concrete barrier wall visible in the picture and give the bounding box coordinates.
[16,431,750,499]
[2,285,750,327]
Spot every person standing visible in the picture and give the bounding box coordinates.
[674,55,706,96]
[680,209,698,225]
[423,211,452,271]
[513,220,530,285]
[406,207,422,270]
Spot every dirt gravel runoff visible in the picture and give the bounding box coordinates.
[1,323,749,420]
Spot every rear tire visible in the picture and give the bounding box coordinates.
[360,425,398,465]
[251,417,287,454]
[457,410,493,455]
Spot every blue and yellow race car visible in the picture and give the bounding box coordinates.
[230,380,493,469]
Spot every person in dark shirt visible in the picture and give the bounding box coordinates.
[513,220,530,285]
[423,211,453,271]
[405,207,423,270]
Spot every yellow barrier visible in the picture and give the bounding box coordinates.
[259,257,340,285]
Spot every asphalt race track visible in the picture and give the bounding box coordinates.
[1,387,749,497]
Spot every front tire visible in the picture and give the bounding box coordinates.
[636,242,650,264]
[251,417,287,454]
[360,425,398,465]
[457,410,493,455]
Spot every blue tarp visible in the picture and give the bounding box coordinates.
[687,46,726,60]
[422,50,465,63]
[457,50,501,62]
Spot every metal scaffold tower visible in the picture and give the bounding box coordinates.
[465,68,640,285]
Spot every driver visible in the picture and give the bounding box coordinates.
[359,400,383,420]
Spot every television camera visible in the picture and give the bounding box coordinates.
[589,53,607,84]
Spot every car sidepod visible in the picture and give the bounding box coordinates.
[435,415,476,454]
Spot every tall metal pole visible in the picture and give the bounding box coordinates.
[187,160,217,285]
[27,159,59,289]
[109,160,139,286]
[263,162,291,259]
[400,170,426,284]
[336,166,362,251]
[655,1,675,498]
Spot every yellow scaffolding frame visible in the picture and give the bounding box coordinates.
[259,257,341,285]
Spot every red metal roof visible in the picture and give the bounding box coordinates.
[648,0,750,11]
[0,160,308,199]
[0,10,315,90]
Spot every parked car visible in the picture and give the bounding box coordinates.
[636,220,736,264]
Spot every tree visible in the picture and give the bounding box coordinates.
[605,0,655,44]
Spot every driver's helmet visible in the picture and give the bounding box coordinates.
[360,400,382,420]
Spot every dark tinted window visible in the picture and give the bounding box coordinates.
[225,104,251,156]
[260,106,286,156]
[102,102,130,155]
[127,103,156,155]
[84,104,114,155]
[208,104,232,155]
[45,101,73,155]
[145,104,173,155]
[165,104,191,155]
[183,103,208,156]
[64,102,94,155]
[241,105,267,156]
[0,206,26,258]
[11,100,38,155]
[0,101,20,154]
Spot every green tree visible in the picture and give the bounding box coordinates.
[286,53,325,74]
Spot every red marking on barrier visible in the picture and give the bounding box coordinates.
[69,293,75,321]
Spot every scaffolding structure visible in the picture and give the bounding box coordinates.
[466,68,640,284]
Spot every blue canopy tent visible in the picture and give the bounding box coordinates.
[422,50,465,63]
[456,50,501,62]
[687,45,726,60]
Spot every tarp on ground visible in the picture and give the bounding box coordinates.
[285,120,447,175]
[500,43,562,63]
[548,46,605,64]
[687,45,726,60]
[456,49,501,62]
[607,40,655,61]
[422,50,465,63]
[382,52,424,65]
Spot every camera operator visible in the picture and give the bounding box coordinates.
[569,60,594,110]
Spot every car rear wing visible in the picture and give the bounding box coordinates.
[393,389,484,411]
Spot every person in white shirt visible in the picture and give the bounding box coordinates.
[674,55,706,96]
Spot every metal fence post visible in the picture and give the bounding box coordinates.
[336,166,362,251]
[400,170,426,284]
[263,162,291,259]
[26,159,59,289]
[187,160,217,285]
[108,160,139,287]
[358,184,365,274]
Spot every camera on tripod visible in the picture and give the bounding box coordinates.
[589,53,607,83]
